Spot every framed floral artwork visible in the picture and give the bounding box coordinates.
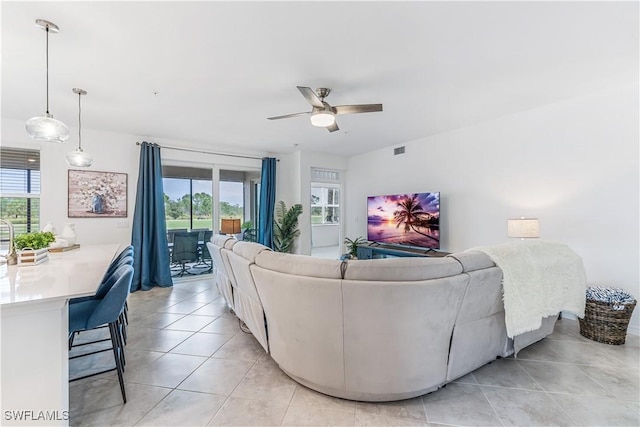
[68,170,128,218]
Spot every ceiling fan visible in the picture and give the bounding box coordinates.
[267,86,382,132]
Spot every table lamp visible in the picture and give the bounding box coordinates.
[507,217,540,240]
[221,218,241,237]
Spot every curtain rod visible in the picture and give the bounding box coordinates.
[135,141,275,161]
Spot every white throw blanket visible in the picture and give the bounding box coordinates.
[468,241,586,338]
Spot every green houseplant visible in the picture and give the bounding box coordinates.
[273,201,303,253]
[344,236,367,258]
[13,231,56,251]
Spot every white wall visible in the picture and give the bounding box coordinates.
[2,118,265,247]
[2,118,139,247]
[276,150,348,254]
[345,85,640,333]
[311,224,340,247]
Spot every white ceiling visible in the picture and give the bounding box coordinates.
[2,1,637,157]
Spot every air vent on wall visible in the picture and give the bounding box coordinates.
[394,146,406,155]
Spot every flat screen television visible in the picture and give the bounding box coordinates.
[367,192,440,249]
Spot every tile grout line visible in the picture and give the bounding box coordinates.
[512,358,581,425]
[118,283,221,426]
[475,381,506,427]
[204,341,267,426]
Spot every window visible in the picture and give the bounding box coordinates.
[162,166,213,230]
[0,148,40,244]
[219,181,244,225]
[219,169,261,232]
[311,185,340,224]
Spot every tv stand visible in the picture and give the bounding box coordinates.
[356,243,450,259]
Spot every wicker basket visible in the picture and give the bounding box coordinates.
[579,298,637,345]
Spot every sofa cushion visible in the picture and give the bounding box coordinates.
[254,251,343,279]
[232,241,271,261]
[448,251,495,272]
[250,264,345,390]
[344,257,462,281]
[224,238,238,250]
[211,234,233,247]
[342,274,469,398]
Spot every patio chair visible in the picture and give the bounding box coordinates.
[172,231,199,276]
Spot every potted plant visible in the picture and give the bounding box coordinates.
[13,231,56,251]
[273,201,303,253]
[344,236,367,259]
[14,231,55,266]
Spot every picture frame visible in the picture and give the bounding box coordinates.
[68,170,128,218]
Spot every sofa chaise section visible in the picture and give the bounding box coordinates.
[251,251,346,396]
[224,241,272,352]
[207,235,237,311]
[341,257,468,401]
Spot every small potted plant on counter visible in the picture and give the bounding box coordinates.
[14,231,56,266]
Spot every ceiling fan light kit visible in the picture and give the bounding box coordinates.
[25,19,70,143]
[310,110,336,127]
[268,86,382,132]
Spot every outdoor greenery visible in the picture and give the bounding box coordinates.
[272,201,303,253]
[165,219,213,230]
[164,192,216,220]
[0,198,40,236]
[163,192,243,231]
[310,188,340,224]
[13,231,55,250]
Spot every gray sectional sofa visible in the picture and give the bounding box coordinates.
[206,237,557,402]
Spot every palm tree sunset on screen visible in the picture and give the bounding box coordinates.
[393,194,431,235]
[367,192,440,248]
[393,194,435,237]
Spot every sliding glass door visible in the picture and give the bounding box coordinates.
[162,166,213,231]
[219,169,260,238]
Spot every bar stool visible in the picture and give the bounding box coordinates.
[68,252,134,349]
[69,264,133,403]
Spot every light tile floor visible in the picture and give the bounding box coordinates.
[70,277,640,426]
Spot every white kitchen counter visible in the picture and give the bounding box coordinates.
[1,244,120,426]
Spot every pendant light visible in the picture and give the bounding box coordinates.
[66,88,92,167]
[25,19,70,143]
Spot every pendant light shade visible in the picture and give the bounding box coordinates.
[66,88,93,167]
[26,19,70,143]
[26,114,70,143]
[65,149,93,167]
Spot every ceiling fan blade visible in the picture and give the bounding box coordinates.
[297,86,324,108]
[327,122,339,132]
[334,104,383,115]
[267,112,309,120]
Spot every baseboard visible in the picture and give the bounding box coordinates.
[173,274,212,283]
[560,311,577,321]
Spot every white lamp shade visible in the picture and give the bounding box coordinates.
[65,149,93,167]
[310,111,336,127]
[25,114,70,143]
[507,218,540,238]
